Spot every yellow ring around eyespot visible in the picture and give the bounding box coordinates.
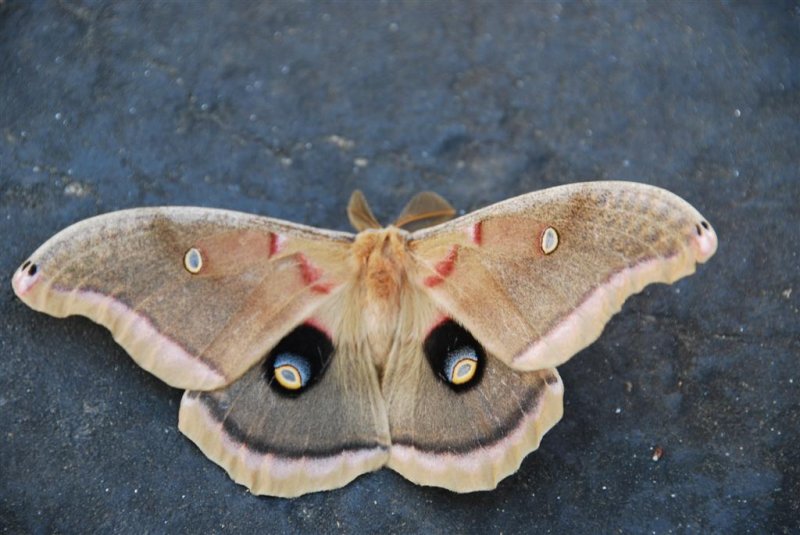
[450,358,478,385]
[275,364,303,390]
[183,247,203,274]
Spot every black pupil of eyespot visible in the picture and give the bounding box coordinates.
[262,324,334,396]
[423,319,485,392]
[28,264,37,276]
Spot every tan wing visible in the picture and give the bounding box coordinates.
[382,289,563,491]
[11,207,354,390]
[179,298,390,498]
[407,181,718,371]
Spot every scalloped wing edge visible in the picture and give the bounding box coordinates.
[178,392,390,498]
[387,369,563,492]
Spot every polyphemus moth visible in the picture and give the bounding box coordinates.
[11,181,717,498]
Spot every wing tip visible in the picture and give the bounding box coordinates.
[12,259,46,309]
[692,220,718,264]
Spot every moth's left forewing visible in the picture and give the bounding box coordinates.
[408,182,718,371]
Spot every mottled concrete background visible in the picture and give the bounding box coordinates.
[1,1,797,533]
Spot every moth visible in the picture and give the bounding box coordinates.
[11,181,717,498]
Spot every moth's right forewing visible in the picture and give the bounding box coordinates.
[408,182,718,371]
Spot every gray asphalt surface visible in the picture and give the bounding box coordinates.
[1,2,797,533]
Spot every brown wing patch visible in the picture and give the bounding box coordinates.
[12,207,354,389]
[179,323,390,497]
[387,363,563,492]
[381,290,563,492]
